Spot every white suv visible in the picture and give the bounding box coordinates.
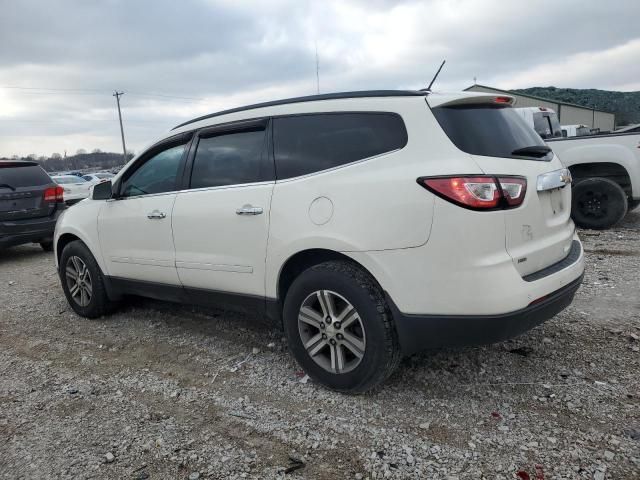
[54,90,584,392]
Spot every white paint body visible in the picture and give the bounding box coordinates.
[548,132,640,200]
[55,92,584,316]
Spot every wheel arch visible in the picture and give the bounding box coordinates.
[276,248,380,308]
[55,230,107,275]
[56,233,81,266]
[569,162,632,198]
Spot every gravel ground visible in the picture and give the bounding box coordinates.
[1,210,639,480]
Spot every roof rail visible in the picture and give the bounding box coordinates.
[172,90,427,130]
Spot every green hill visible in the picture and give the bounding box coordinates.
[513,87,640,126]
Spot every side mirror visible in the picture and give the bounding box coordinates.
[92,180,113,200]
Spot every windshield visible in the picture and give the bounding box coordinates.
[432,105,552,161]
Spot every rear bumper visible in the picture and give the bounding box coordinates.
[390,274,583,355]
[0,211,63,248]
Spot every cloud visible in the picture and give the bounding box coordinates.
[0,0,638,156]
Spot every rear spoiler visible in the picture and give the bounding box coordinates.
[428,94,515,108]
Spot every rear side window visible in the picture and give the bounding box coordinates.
[432,106,552,160]
[0,164,52,188]
[273,113,407,179]
[190,127,270,189]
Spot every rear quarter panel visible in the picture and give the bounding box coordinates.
[265,96,484,299]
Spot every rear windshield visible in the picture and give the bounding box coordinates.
[54,176,86,184]
[0,164,52,188]
[432,105,552,160]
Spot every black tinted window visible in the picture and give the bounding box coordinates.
[0,164,52,188]
[432,106,552,160]
[121,143,186,197]
[274,113,407,179]
[190,128,269,189]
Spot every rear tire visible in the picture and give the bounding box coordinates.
[571,177,627,229]
[59,240,115,318]
[40,241,53,252]
[283,260,401,393]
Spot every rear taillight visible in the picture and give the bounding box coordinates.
[44,186,64,202]
[498,177,527,207]
[418,176,526,210]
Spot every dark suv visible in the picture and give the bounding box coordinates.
[0,160,65,251]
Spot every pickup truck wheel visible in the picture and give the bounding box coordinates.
[571,177,628,229]
[39,241,54,252]
[60,240,115,318]
[283,260,401,394]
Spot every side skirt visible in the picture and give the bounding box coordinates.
[105,276,276,320]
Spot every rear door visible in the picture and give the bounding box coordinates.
[430,100,574,277]
[0,163,56,221]
[172,119,274,297]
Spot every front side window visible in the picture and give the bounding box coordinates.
[273,113,408,179]
[120,143,186,197]
[189,128,269,189]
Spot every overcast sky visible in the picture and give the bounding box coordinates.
[1,0,639,157]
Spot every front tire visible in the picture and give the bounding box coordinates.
[283,260,401,393]
[571,177,628,229]
[59,240,115,318]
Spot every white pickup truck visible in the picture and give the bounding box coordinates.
[515,107,640,229]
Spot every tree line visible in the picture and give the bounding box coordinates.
[515,86,640,126]
[0,149,134,172]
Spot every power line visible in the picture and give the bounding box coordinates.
[0,85,205,101]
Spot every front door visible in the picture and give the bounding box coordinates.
[172,119,274,297]
[98,136,190,285]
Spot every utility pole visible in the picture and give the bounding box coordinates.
[315,42,320,94]
[113,91,127,163]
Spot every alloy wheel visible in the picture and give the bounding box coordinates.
[65,256,93,307]
[297,290,366,374]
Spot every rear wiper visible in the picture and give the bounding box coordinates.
[0,183,16,191]
[511,145,552,158]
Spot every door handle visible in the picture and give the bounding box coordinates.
[236,204,263,216]
[147,210,167,219]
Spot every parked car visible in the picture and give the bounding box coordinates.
[0,160,65,251]
[82,172,115,184]
[515,107,640,228]
[54,90,584,392]
[52,175,92,205]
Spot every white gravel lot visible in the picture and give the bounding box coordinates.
[1,210,639,479]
